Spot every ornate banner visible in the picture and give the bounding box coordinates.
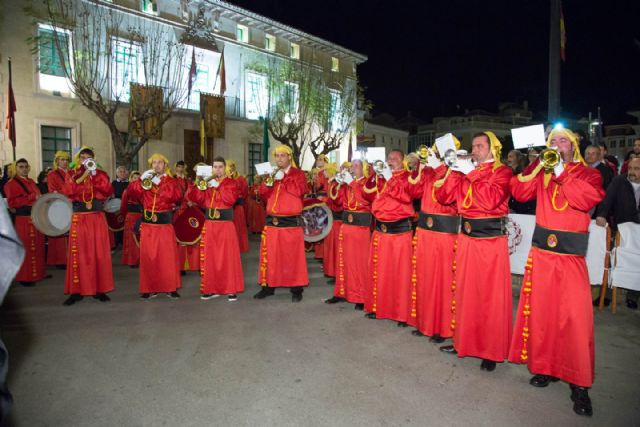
[200,92,225,138]
[129,83,164,139]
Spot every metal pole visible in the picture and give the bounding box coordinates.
[548,0,561,122]
[8,57,16,161]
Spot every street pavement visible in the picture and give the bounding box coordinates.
[1,234,639,426]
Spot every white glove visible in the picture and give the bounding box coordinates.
[343,173,354,185]
[452,159,475,175]
[553,160,564,177]
[381,166,392,181]
[426,154,442,169]
[208,179,220,188]
[151,175,161,185]
[274,170,285,181]
[141,169,154,181]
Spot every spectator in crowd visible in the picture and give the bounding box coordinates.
[0,164,13,197]
[595,157,640,310]
[620,138,640,175]
[507,150,527,174]
[585,145,613,190]
[598,142,618,176]
[526,147,541,170]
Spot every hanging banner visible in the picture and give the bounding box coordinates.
[129,83,164,139]
[199,93,225,139]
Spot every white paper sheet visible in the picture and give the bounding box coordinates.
[511,124,546,150]
[255,162,274,176]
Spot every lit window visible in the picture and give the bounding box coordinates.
[245,71,268,120]
[331,57,339,72]
[265,34,276,52]
[37,24,73,94]
[329,89,341,132]
[111,37,146,101]
[141,0,157,14]
[183,48,219,110]
[236,24,249,43]
[290,43,300,59]
[283,81,299,123]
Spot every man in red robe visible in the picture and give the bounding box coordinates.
[227,160,249,253]
[61,147,114,305]
[407,141,460,343]
[324,163,344,281]
[254,145,308,302]
[187,156,244,301]
[435,132,512,372]
[325,159,374,309]
[4,159,48,286]
[247,175,266,233]
[46,151,71,268]
[508,128,604,417]
[363,149,415,324]
[313,155,329,260]
[174,161,199,273]
[120,171,141,267]
[128,153,183,300]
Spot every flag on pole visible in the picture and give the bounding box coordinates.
[215,48,226,96]
[347,133,353,162]
[5,58,17,153]
[200,96,206,158]
[560,2,567,62]
[262,117,270,162]
[187,47,197,101]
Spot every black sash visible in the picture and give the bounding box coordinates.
[532,224,589,256]
[13,178,31,195]
[141,210,173,224]
[375,218,412,234]
[72,201,104,213]
[14,206,32,216]
[417,211,460,234]
[332,210,343,221]
[203,208,234,221]
[460,216,507,238]
[342,211,372,227]
[127,204,142,213]
[266,215,301,228]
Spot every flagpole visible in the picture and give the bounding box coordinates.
[548,0,561,122]
[8,57,16,161]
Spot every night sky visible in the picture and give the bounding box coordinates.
[232,0,640,125]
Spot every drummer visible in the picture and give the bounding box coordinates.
[4,159,49,286]
[175,161,200,275]
[120,171,142,267]
[61,147,115,305]
[47,151,71,268]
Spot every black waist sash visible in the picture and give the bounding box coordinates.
[72,201,104,213]
[141,210,173,224]
[14,206,32,216]
[417,211,460,234]
[460,216,507,238]
[342,211,372,227]
[375,218,412,234]
[532,224,589,256]
[127,204,142,213]
[266,215,302,228]
[332,210,343,221]
[203,208,234,221]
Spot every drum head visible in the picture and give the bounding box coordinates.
[104,198,122,213]
[301,201,333,242]
[106,212,126,232]
[31,193,73,237]
[173,205,205,245]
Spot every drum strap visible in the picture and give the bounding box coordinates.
[13,177,31,195]
[57,170,65,182]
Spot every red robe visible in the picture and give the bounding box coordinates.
[128,175,182,294]
[120,187,141,266]
[324,179,344,278]
[231,175,249,253]
[366,170,415,321]
[508,162,604,387]
[62,168,114,295]
[5,176,47,283]
[247,183,266,233]
[187,178,244,295]
[435,162,513,362]
[258,166,309,288]
[46,168,69,265]
[334,177,374,303]
[174,177,200,272]
[407,165,458,338]
[313,169,329,259]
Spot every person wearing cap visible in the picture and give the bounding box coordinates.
[4,159,49,286]
[325,159,374,309]
[406,139,460,343]
[61,147,114,305]
[254,145,309,302]
[508,128,604,417]
[226,160,249,253]
[435,132,513,372]
[128,153,183,300]
[362,149,415,325]
[120,171,142,267]
[47,151,71,268]
[324,162,345,282]
[187,156,244,301]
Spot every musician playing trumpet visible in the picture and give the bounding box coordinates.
[186,157,244,301]
[128,153,183,300]
[61,147,114,305]
[508,127,604,417]
[47,151,71,267]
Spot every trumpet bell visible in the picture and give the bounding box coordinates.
[540,148,560,171]
[141,178,154,190]
[373,160,386,174]
[197,179,208,190]
[416,145,430,160]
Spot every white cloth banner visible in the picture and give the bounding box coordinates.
[507,214,607,285]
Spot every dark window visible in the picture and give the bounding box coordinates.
[41,126,71,168]
[38,28,69,77]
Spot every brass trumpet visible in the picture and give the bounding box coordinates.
[539,148,560,172]
[141,172,158,190]
[416,145,434,163]
[373,160,387,175]
[443,149,477,168]
[84,158,97,172]
[264,168,282,187]
[196,176,217,190]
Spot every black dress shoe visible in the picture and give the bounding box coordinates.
[292,293,303,303]
[254,287,275,299]
[626,299,638,310]
[439,345,457,354]
[93,293,111,302]
[56,264,66,270]
[44,274,53,279]
[324,296,345,304]
[180,270,186,276]
[167,291,181,299]
[411,330,424,337]
[19,281,36,287]
[429,334,445,343]
[480,359,496,372]
[570,385,593,417]
[397,321,408,327]
[593,297,610,307]
[529,374,559,388]
[364,312,376,319]
[326,278,336,284]
[354,303,364,311]
[63,294,83,306]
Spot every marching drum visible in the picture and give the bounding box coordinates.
[301,198,333,243]
[104,198,125,232]
[31,193,73,237]
[103,198,122,213]
[173,205,205,245]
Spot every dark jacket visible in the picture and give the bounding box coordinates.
[595,175,640,228]
[594,162,614,190]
